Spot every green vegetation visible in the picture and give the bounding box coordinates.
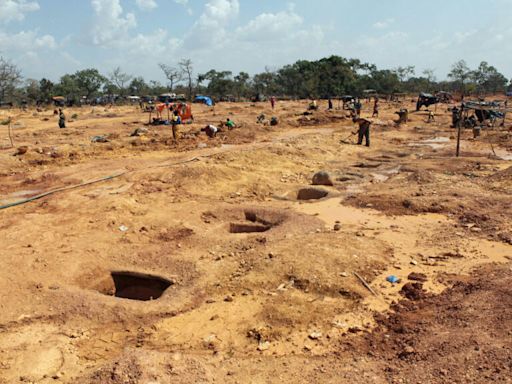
[0,54,511,105]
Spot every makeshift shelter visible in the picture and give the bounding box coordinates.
[194,95,214,106]
[155,102,193,123]
[52,96,65,106]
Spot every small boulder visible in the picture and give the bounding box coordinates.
[297,187,328,200]
[130,127,148,137]
[14,146,28,156]
[312,171,333,186]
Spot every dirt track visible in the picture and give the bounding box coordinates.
[0,99,511,383]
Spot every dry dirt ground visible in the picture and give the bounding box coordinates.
[0,99,511,383]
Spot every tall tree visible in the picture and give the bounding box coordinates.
[73,69,106,99]
[0,56,22,101]
[448,60,471,95]
[179,59,194,100]
[234,71,250,99]
[128,77,149,96]
[159,63,181,92]
[471,61,507,94]
[109,66,132,96]
[39,78,54,102]
[394,66,415,85]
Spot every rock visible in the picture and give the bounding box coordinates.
[297,187,329,200]
[333,223,341,231]
[308,331,322,340]
[339,272,349,277]
[410,259,418,266]
[257,341,270,351]
[14,146,29,156]
[130,127,148,137]
[470,227,482,232]
[408,272,427,282]
[312,171,333,186]
[224,295,233,302]
[91,135,109,143]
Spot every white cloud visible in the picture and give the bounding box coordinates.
[135,0,157,11]
[184,0,239,49]
[0,0,39,24]
[90,0,136,46]
[236,9,303,41]
[0,30,56,51]
[174,0,188,4]
[373,18,395,29]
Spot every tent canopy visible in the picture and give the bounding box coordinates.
[194,95,213,106]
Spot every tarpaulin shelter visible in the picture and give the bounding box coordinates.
[194,95,214,106]
[155,102,193,122]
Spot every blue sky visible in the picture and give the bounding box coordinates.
[1,0,511,84]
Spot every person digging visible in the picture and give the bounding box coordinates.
[353,117,371,147]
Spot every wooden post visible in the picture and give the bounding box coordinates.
[456,104,463,157]
[148,110,152,125]
[7,117,14,148]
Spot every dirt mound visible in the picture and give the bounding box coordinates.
[354,264,512,383]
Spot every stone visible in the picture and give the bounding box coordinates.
[312,171,333,186]
[14,146,29,156]
[333,224,342,231]
[130,127,148,137]
[308,331,322,340]
[257,341,270,351]
[297,187,329,200]
[408,272,427,282]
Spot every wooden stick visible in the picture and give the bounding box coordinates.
[7,118,14,148]
[353,272,378,296]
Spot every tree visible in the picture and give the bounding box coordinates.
[179,59,194,100]
[109,66,132,96]
[159,63,181,92]
[393,66,415,85]
[73,69,106,99]
[128,77,149,96]
[471,61,507,95]
[54,74,80,102]
[448,60,471,95]
[234,71,250,99]
[198,69,234,98]
[24,79,40,103]
[39,78,54,102]
[0,56,22,101]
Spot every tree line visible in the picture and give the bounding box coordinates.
[0,55,510,105]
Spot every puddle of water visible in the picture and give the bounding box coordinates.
[494,149,512,161]
[409,136,451,150]
[1,189,42,204]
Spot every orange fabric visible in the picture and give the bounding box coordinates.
[156,103,193,122]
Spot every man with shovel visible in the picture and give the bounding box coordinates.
[351,117,371,147]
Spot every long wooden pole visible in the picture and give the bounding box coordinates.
[7,117,14,148]
[456,104,463,157]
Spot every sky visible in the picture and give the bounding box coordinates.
[1,0,511,84]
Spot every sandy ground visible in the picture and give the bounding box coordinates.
[0,99,511,383]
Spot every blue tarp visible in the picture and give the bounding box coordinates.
[194,95,213,106]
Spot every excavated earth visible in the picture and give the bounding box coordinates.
[0,100,511,383]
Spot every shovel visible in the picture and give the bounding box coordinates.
[340,131,357,144]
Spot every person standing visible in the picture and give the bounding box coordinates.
[171,109,181,140]
[354,98,362,118]
[270,96,276,110]
[328,98,333,110]
[58,109,66,128]
[372,97,379,117]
